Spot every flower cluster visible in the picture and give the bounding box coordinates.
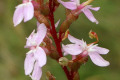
[24,23,47,80]
[13,0,110,80]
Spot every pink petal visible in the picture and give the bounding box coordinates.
[73,0,80,5]
[23,2,34,22]
[13,4,24,26]
[34,47,47,67]
[89,52,110,67]
[23,0,30,3]
[64,52,69,56]
[55,19,60,28]
[24,50,35,75]
[87,5,100,11]
[24,30,36,48]
[31,62,42,80]
[94,46,109,54]
[82,6,99,24]
[36,23,47,45]
[68,35,83,45]
[37,21,40,28]
[57,0,77,10]
[62,44,82,55]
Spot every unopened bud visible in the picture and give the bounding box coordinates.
[34,11,50,28]
[59,57,69,66]
[46,71,51,78]
[60,13,78,34]
[46,71,56,80]
[89,30,99,44]
[89,30,97,39]
[62,29,69,41]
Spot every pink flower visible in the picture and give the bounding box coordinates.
[24,23,47,80]
[62,35,110,67]
[58,0,100,24]
[13,0,34,26]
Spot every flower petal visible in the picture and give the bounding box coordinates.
[62,44,82,55]
[89,52,110,67]
[87,5,100,11]
[64,52,69,56]
[24,2,34,22]
[94,46,109,54]
[55,19,60,28]
[13,4,24,26]
[37,21,40,27]
[34,47,47,67]
[82,6,99,24]
[72,0,80,5]
[24,50,35,75]
[36,23,47,45]
[58,0,77,10]
[31,62,42,80]
[24,30,36,48]
[68,35,83,45]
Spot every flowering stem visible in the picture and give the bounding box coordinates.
[49,0,63,57]
[48,0,73,79]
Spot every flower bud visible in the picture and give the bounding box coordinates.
[49,48,60,60]
[89,30,97,39]
[43,36,59,60]
[89,30,99,44]
[34,11,50,28]
[59,12,78,34]
[46,71,56,80]
[59,57,69,66]
[68,61,81,71]
[62,29,69,41]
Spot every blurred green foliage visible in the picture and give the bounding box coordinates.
[0,0,120,80]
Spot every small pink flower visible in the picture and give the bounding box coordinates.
[24,23,47,80]
[13,0,34,26]
[62,34,110,67]
[58,0,100,24]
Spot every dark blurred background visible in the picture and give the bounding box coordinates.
[0,0,120,80]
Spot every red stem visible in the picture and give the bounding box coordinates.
[49,0,63,57]
[62,67,73,80]
[48,0,73,80]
